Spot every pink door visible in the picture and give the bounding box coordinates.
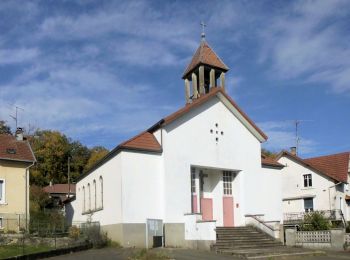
[201,198,213,221]
[223,197,234,226]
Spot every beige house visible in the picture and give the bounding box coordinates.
[0,130,36,232]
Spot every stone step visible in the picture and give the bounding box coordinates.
[216,243,285,250]
[215,239,277,245]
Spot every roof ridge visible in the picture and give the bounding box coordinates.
[304,151,350,160]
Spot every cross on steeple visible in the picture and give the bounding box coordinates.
[200,21,207,40]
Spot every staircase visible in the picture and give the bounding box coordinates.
[213,226,321,259]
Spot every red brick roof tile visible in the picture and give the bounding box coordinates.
[304,152,350,183]
[182,40,229,78]
[44,184,76,194]
[0,134,36,163]
[119,131,162,152]
[261,156,284,168]
[278,150,350,183]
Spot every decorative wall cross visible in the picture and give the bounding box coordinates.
[210,122,224,143]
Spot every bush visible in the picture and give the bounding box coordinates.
[68,226,80,240]
[300,211,331,231]
[84,225,108,248]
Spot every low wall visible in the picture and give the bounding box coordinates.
[285,228,345,250]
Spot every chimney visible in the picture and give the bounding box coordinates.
[290,147,297,156]
[15,127,24,141]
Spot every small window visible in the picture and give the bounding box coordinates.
[303,174,312,187]
[0,218,3,228]
[223,171,233,195]
[304,198,314,212]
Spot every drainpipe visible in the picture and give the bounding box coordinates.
[25,161,35,232]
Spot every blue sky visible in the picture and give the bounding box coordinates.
[0,0,349,158]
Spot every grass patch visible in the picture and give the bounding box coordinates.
[0,245,53,258]
[129,249,170,260]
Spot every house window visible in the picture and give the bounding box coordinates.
[223,171,233,195]
[82,186,85,212]
[0,218,2,228]
[191,168,196,193]
[88,183,91,211]
[304,198,314,212]
[303,174,312,187]
[99,176,103,208]
[0,180,5,203]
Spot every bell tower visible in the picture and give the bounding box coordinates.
[182,27,229,104]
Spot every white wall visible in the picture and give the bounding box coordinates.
[120,151,163,223]
[278,156,339,213]
[161,96,280,226]
[73,154,122,225]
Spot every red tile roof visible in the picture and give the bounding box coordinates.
[182,40,229,78]
[0,134,36,163]
[304,152,350,183]
[44,184,76,194]
[278,150,350,183]
[261,155,284,168]
[119,131,162,152]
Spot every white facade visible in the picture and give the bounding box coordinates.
[71,92,284,246]
[278,155,350,221]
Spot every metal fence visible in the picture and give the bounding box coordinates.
[0,219,100,258]
[284,210,342,224]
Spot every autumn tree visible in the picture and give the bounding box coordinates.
[0,120,11,134]
[84,146,109,172]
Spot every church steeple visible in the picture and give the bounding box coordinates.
[183,32,229,104]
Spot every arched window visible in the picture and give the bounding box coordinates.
[88,183,91,211]
[93,180,96,210]
[99,176,103,208]
[82,186,85,212]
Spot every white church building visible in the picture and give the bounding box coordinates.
[70,36,284,248]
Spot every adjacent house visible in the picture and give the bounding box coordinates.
[0,129,36,231]
[71,37,285,248]
[277,150,350,225]
[43,183,76,208]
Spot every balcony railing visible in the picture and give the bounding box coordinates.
[284,210,342,224]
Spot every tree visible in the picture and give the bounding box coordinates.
[0,120,11,134]
[261,148,278,158]
[29,130,71,186]
[84,146,109,172]
[29,185,50,213]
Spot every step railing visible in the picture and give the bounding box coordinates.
[245,214,280,239]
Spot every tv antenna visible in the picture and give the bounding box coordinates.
[9,106,24,130]
[294,119,313,155]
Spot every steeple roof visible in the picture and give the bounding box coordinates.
[182,40,229,79]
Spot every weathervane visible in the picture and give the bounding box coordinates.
[200,21,207,40]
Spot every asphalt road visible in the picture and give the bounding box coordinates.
[46,247,350,260]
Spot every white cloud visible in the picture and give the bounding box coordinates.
[258,120,317,155]
[0,48,39,64]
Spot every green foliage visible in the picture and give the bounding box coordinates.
[0,120,11,135]
[84,225,108,248]
[261,148,278,158]
[28,130,109,186]
[84,146,109,172]
[300,211,331,231]
[29,186,51,212]
[68,226,80,240]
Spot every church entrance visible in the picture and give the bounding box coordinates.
[191,167,237,226]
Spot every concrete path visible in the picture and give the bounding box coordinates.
[46,247,350,260]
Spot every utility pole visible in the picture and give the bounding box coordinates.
[295,120,300,156]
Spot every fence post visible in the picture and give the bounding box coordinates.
[285,228,296,246]
[330,229,345,250]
